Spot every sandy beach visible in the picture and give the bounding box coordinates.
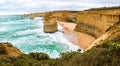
[58,22,96,50]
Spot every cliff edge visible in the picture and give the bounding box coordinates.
[0,42,22,57]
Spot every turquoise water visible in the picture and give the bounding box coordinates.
[0,15,79,58]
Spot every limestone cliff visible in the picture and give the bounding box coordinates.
[86,22,120,51]
[43,13,58,33]
[75,9,120,38]
[22,12,45,19]
[0,42,22,57]
[51,11,77,22]
[43,11,78,33]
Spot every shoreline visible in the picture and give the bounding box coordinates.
[58,22,96,51]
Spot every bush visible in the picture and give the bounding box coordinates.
[17,54,32,60]
[60,51,80,61]
[14,58,38,66]
[0,41,119,66]
[29,52,50,61]
[108,42,120,55]
[14,53,58,66]
[0,56,16,66]
[59,48,119,66]
[66,17,76,23]
[35,59,59,66]
[94,41,120,55]
[0,44,8,54]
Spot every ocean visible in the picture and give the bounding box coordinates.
[0,15,79,58]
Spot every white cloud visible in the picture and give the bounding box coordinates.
[0,0,120,14]
[0,0,5,2]
[0,12,30,15]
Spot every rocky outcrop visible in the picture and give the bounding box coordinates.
[85,22,120,51]
[0,42,22,57]
[105,22,120,41]
[43,11,78,33]
[52,11,77,22]
[75,12,120,38]
[29,13,45,19]
[22,11,78,33]
[74,7,120,50]
[43,13,58,33]
[22,13,45,19]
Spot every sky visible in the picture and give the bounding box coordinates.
[0,0,120,15]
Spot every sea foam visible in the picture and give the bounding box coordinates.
[0,16,81,58]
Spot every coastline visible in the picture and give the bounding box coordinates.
[58,22,96,51]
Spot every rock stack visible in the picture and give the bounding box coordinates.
[43,13,58,33]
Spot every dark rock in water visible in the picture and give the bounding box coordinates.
[77,49,82,51]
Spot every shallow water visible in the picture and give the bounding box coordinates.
[0,15,79,58]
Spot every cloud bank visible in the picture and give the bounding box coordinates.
[0,0,120,15]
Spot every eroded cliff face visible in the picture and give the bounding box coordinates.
[22,13,45,19]
[52,11,77,22]
[105,22,120,41]
[43,11,78,33]
[75,10,120,38]
[43,13,58,33]
[23,11,77,33]
[73,8,120,50]
[85,22,120,51]
[0,42,22,57]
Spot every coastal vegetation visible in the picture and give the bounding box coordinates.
[0,44,8,54]
[87,6,120,11]
[66,17,77,23]
[0,39,120,66]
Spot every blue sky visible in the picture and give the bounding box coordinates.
[0,0,120,15]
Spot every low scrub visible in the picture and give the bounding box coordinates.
[0,44,8,54]
[0,40,119,66]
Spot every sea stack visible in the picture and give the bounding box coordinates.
[43,13,58,33]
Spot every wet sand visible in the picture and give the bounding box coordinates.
[58,22,96,51]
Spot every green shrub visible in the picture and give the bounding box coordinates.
[67,19,74,22]
[66,17,76,23]
[0,41,119,66]
[29,52,50,61]
[60,51,80,61]
[17,54,32,60]
[59,48,114,66]
[0,44,8,54]
[14,58,38,66]
[36,59,59,66]
[0,56,16,66]
[108,43,120,55]
[14,53,58,66]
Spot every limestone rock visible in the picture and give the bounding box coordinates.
[74,11,120,38]
[43,13,58,33]
[85,22,120,51]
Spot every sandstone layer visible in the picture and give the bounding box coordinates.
[75,10,120,38]
[43,13,58,33]
[86,22,120,51]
